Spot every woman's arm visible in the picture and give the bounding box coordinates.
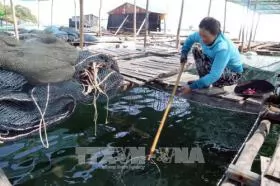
[181,32,200,54]
[189,49,230,89]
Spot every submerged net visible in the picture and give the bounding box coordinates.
[0,35,123,144]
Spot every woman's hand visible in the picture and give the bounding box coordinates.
[178,85,192,96]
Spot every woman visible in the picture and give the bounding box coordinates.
[180,17,243,94]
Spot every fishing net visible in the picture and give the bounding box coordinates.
[0,35,124,144]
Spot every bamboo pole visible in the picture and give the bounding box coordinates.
[133,0,137,41]
[51,0,53,26]
[208,0,212,16]
[253,13,260,41]
[79,0,84,49]
[223,0,228,34]
[247,0,258,50]
[10,0,18,40]
[114,15,128,36]
[148,63,186,161]
[98,0,102,36]
[144,0,149,48]
[176,0,184,50]
[74,0,77,31]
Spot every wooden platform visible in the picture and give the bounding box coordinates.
[86,45,265,114]
[157,72,263,114]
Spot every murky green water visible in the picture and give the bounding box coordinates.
[0,87,263,186]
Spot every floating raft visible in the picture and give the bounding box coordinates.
[87,46,264,114]
[219,118,280,186]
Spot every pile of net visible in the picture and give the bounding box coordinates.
[0,34,123,146]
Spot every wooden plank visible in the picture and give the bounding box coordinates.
[123,76,146,85]
[0,168,12,186]
[260,156,278,186]
[225,164,261,186]
[235,120,271,170]
[264,136,280,183]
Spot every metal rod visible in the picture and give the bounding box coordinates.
[144,0,149,48]
[114,15,128,36]
[79,0,84,49]
[223,0,228,33]
[241,0,251,53]
[247,0,258,50]
[74,0,77,30]
[98,0,102,36]
[51,0,53,26]
[176,0,185,49]
[208,0,212,16]
[10,0,18,40]
[133,0,137,41]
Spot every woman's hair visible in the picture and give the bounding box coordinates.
[199,17,221,35]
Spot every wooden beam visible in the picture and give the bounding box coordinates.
[137,18,146,36]
[260,156,278,186]
[208,0,212,16]
[223,0,228,34]
[235,120,271,170]
[133,0,137,41]
[264,136,280,183]
[98,0,102,36]
[114,15,129,36]
[10,0,18,40]
[0,168,12,186]
[79,0,84,49]
[176,0,184,49]
[225,164,261,186]
[144,0,149,48]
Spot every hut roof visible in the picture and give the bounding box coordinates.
[108,2,166,15]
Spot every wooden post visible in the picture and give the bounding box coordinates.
[114,15,128,36]
[136,17,146,36]
[164,16,167,34]
[98,0,102,36]
[247,0,258,50]
[176,0,184,50]
[241,0,251,53]
[223,0,228,34]
[37,0,40,28]
[264,135,280,182]
[253,13,260,41]
[133,0,137,41]
[74,0,77,31]
[51,0,53,26]
[79,0,84,49]
[10,0,18,40]
[208,0,212,16]
[143,0,149,48]
[0,168,12,186]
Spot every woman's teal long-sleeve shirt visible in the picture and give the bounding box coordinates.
[181,32,243,89]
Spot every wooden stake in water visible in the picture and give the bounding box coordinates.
[148,62,186,161]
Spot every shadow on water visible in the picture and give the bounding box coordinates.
[0,87,257,186]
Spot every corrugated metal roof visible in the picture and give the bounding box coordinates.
[228,0,280,14]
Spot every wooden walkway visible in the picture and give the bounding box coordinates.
[87,46,264,114]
